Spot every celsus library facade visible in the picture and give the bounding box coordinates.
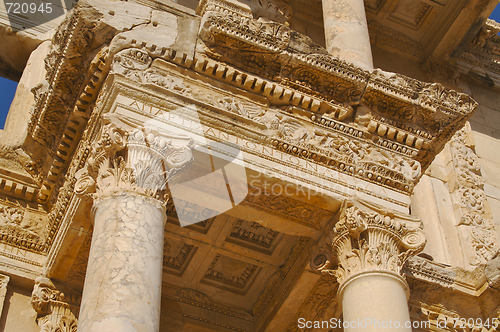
[1,0,500,331]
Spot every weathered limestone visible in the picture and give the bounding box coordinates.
[340,271,411,332]
[30,277,80,331]
[321,0,373,70]
[0,274,9,318]
[311,199,426,331]
[74,113,194,332]
[78,194,166,332]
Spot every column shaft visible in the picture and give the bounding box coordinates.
[340,272,411,332]
[78,193,165,332]
[322,0,373,70]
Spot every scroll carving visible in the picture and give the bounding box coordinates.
[0,202,45,252]
[311,199,426,285]
[31,277,80,332]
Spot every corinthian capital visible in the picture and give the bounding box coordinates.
[31,277,80,332]
[74,113,194,202]
[311,199,426,285]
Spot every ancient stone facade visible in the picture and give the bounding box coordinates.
[0,0,500,331]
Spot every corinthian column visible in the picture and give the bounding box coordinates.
[312,199,425,332]
[74,113,194,332]
[322,0,373,70]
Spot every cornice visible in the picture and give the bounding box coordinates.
[456,18,500,88]
[197,1,477,174]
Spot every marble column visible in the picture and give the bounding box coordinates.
[322,0,373,70]
[74,113,194,332]
[311,200,426,332]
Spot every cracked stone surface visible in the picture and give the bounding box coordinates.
[78,193,165,332]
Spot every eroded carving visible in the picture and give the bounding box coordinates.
[196,3,476,182]
[0,202,45,253]
[284,276,338,332]
[176,289,254,321]
[458,19,500,84]
[229,219,279,249]
[163,238,196,274]
[31,277,80,332]
[449,124,499,265]
[243,187,331,230]
[403,256,456,287]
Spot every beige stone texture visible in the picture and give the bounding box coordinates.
[411,175,462,266]
[0,285,38,332]
[488,196,500,247]
[0,0,500,331]
[341,272,411,332]
[1,40,50,146]
[78,194,166,332]
[322,0,373,70]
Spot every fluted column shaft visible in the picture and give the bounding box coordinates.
[322,0,373,70]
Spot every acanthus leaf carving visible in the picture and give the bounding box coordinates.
[31,277,80,332]
[311,199,426,285]
[74,112,194,203]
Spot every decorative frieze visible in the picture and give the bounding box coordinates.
[457,19,500,85]
[0,201,46,253]
[74,112,194,203]
[31,277,80,332]
[448,123,499,266]
[403,256,456,287]
[242,187,330,230]
[176,288,254,321]
[284,276,338,332]
[311,199,426,285]
[197,0,476,173]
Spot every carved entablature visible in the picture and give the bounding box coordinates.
[74,113,194,203]
[0,200,46,253]
[197,0,477,174]
[31,277,80,332]
[458,19,500,85]
[403,256,456,288]
[311,199,426,285]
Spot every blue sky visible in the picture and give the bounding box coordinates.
[491,5,500,23]
[0,77,17,129]
[1,5,500,130]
